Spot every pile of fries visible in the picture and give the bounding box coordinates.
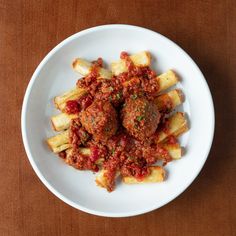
[46,52,188,190]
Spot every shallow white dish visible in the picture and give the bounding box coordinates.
[21,24,214,217]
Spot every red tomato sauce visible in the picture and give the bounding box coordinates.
[60,52,173,191]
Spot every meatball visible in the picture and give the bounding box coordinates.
[80,100,118,142]
[122,97,160,140]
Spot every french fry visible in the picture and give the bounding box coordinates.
[95,169,120,191]
[79,147,91,155]
[173,123,189,137]
[72,58,92,75]
[65,147,73,157]
[111,51,151,76]
[65,147,91,158]
[155,89,183,112]
[54,88,87,111]
[51,113,78,131]
[65,147,104,165]
[47,51,189,191]
[46,130,71,153]
[66,147,92,156]
[158,70,179,92]
[162,142,182,160]
[95,169,109,189]
[156,112,188,143]
[123,166,165,184]
[72,58,112,79]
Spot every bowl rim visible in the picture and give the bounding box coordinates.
[21,24,215,217]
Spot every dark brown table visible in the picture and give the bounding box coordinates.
[0,1,235,235]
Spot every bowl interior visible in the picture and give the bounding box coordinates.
[22,25,214,217]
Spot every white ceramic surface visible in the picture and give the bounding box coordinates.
[21,25,214,217]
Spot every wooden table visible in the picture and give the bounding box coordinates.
[0,1,235,235]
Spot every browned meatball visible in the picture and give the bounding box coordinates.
[80,100,118,142]
[122,97,160,140]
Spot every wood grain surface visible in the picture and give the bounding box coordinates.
[0,0,235,235]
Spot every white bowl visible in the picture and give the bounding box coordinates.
[21,24,214,217]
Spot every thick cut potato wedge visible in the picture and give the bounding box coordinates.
[155,89,183,112]
[65,148,104,166]
[51,113,78,131]
[95,169,120,191]
[54,88,87,111]
[111,51,151,76]
[162,142,182,160]
[95,169,109,189]
[158,70,179,92]
[46,130,71,153]
[156,112,188,143]
[123,166,165,184]
[72,58,112,79]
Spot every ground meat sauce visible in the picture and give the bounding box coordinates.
[58,150,66,159]
[65,100,80,114]
[66,148,99,172]
[64,52,173,191]
[65,94,93,114]
[76,58,103,96]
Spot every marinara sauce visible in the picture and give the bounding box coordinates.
[60,52,174,191]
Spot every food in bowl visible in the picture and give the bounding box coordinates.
[46,51,188,192]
